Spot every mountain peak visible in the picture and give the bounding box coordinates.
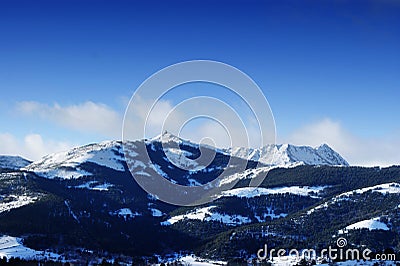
[23,141,125,179]
[22,135,349,181]
[316,143,331,150]
[229,143,348,167]
[150,131,187,144]
[0,155,32,170]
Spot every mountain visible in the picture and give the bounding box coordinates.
[0,155,31,170]
[2,133,400,264]
[23,140,126,179]
[227,143,348,166]
[199,167,400,260]
[23,131,348,181]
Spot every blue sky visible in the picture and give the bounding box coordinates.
[0,0,399,166]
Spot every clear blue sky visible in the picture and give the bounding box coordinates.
[0,0,399,165]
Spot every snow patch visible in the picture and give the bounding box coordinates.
[308,183,400,215]
[110,208,142,220]
[164,148,203,171]
[177,255,226,266]
[34,168,91,180]
[150,208,163,217]
[344,217,389,231]
[72,181,114,191]
[0,235,60,260]
[220,186,328,199]
[0,194,38,213]
[64,200,79,223]
[218,167,269,186]
[161,206,251,226]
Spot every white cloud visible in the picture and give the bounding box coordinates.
[0,133,74,161]
[16,101,122,138]
[284,118,400,167]
[0,133,20,155]
[14,96,273,151]
[180,120,232,148]
[123,95,275,149]
[123,96,181,140]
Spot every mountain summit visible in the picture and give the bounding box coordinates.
[0,155,31,170]
[227,143,348,167]
[149,131,348,166]
[21,133,348,181]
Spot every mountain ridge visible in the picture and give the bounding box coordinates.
[20,132,348,181]
[0,155,32,170]
[0,134,400,263]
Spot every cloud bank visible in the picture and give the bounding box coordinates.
[16,101,122,138]
[0,133,74,161]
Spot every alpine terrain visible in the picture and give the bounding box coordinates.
[0,132,399,265]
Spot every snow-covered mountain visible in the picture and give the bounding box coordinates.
[227,143,348,166]
[22,132,348,180]
[307,182,400,215]
[23,140,126,179]
[0,155,31,170]
[152,132,349,167]
[0,132,399,263]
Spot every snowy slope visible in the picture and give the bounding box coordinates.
[23,140,126,179]
[71,181,114,191]
[219,186,328,199]
[147,132,348,168]
[147,131,220,171]
[177,255,227,266]
[307,182,400,214]
[0,194,39,213]
[149,131,190,144]
[217,167,270,186]
[344,217,389,231]
[161,206,252,226]
[227,143,348,166]
[22,132,349,181]
[339,182,400,196]
[0,235,60,260]
[0,156,31,170]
